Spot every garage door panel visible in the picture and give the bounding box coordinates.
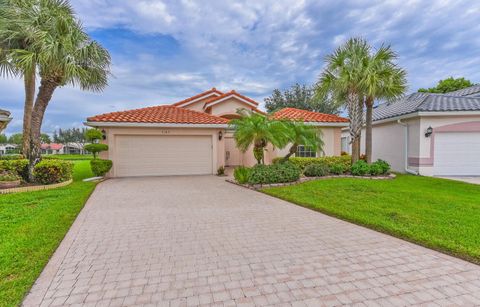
[115,135,212,177]
[434,132,480,176]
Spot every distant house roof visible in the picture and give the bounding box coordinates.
[41,143,64,151]
[87,105,229,125]
[273,108,349,123]
[373,85,480,122]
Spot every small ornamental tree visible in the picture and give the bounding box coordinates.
[84,129,108,159]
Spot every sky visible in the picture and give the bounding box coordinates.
[1,0,480,135]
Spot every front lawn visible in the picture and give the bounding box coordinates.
[43,153,93,160]
[263,174,480,263]
[0,160,96,307]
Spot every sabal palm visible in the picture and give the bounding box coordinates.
[230,110,285,164]
[280,120,323,161]
[317,38,369,163]
[0,0,70,153]
[361,46,407,162]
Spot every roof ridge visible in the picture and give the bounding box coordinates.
[171,88,224,106]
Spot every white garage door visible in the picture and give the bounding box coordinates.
[115,135,213,177]
[434,132,480,176]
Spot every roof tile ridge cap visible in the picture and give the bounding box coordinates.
[172,88,224,106]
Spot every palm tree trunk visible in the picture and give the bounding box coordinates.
[347,92,363,164]
[282,143,298,162]
[365,96,373,163]
[28,78,58,182]
[22,69,36,157]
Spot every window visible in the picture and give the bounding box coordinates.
[296,145,317,158]
[341,137,350,154]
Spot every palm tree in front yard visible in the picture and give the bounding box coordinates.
[230,110,285,164]
[280,120,323,162]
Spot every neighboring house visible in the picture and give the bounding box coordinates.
[86,88,348,177]
[342,85,480,176]
[41,142,86,155]
[0,144,18,155]
[0,109,12,133]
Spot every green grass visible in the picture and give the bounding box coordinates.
[43,154,93,160]
[263,174,480,263]
[0,160,96,307]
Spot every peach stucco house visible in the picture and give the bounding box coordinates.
[342,85,480,176]
[86,88,348,177]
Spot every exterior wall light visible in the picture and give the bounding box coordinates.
[101,129,107,140]
[425,126,433,137]
[218,131,223,141]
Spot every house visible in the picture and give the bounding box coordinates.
[86,88,348,177]
[342,85,480,176]
[0,109,12,133]
[41,142,87,155]
[0,144,18,156]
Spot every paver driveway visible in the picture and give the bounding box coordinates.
[23,176,480,306]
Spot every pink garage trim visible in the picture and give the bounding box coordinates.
[408,121,480,167]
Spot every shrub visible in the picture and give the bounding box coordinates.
[248,162,300,185]
[217,166,225,176]
[0,159,28,181]
[0,171,21,181]
[273,155,351,171]
[372,159,390,175]
[84,143,108,159]
[351,160,370,176]
[233,166,251,184]
[304,163,329,177]
[85,128,104,141]
[0,154,24,160]
[33,160,73,184]
[329,163,347,175]
[369,163,383,176]
[90,159,113,177]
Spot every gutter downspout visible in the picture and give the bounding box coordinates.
[397,119,419,175]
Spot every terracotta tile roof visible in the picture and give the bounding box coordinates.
[272,108,349,123]
[171,88,223,107]
[203,90,259,107]
[41,143,64,150]
[87,105,229,125]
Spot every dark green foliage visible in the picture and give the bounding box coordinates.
[84,143,108,158]
[273,155,351,171]
[0,159,28,181]
[90,159,112,177]
[248,162,300,185]
[371,159,390,175]
[0,134,7,143]
[329,163,347,175]
[264,83,340,114]
[418,77,475,93]
[0,171,21,181]
[351,160,370,176]
[369,163,383,176]
[217,166,225,176]
[233,166,251,184]
[33,160,73,184]
[54,127,88,144]
[304,163,329,177]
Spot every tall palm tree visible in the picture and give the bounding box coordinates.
[317,38,369,163]
[0,0,74,155]
[280,120,323,161]
[362,46,407,162]
[230,110,286,164]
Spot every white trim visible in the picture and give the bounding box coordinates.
[174,92,222,108]
[85,121,229,128]
[204,94,258,109]
[304,122,349,127]
[373,110,480,125]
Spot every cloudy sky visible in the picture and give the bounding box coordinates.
[1,0,480,135]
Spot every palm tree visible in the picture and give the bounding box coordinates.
[230,110,286,164]
[317,38,369,163]
[280,120,323,161]
[361,46,407,162]
[0,0,111,180]
[0,0,74,155]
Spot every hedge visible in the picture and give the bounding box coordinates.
[90,159,112,177]
[33,160,74,184]
[273,155,351,171]
[248,162,300,185]
[0,159,28,181]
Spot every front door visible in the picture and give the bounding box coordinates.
[225,137,241,166]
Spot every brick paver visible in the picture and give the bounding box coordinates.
[23,176,480,306]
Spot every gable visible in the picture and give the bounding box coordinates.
[209,97,259,116]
